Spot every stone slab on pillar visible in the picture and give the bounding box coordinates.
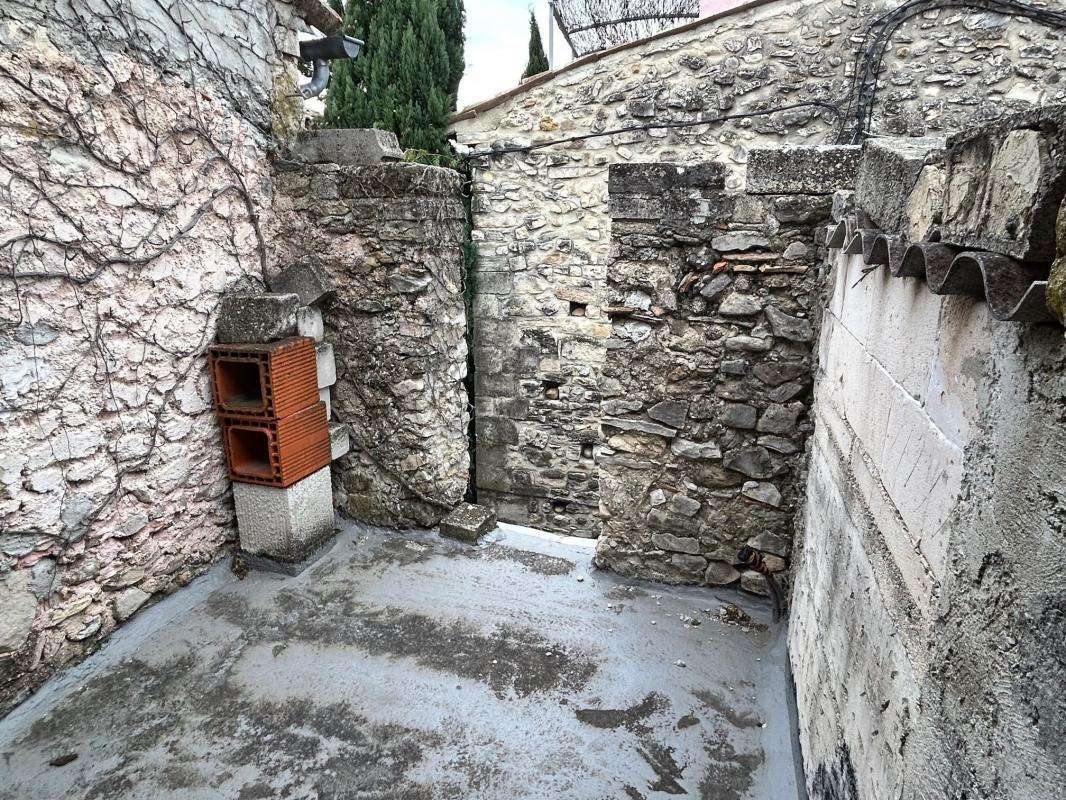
[233,465,335,571]
[290,129,404,165]
[216,293,299,344]
[746,145,861,195]
[440,503,497,543]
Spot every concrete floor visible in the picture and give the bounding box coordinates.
[0,521,805,800]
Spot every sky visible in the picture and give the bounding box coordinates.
[458,0,572,110]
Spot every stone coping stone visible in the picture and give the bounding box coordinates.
[942,104,1066,262]
[855,136,945,232]
[440,503,498,543]
[291,128,404,165]
[746,145,861,195]
[216,293,299,344]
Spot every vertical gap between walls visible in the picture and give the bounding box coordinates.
[460,161,478,503]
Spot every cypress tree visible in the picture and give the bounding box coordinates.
[323,0,376,129]
[523,10,549,79]
[323,0,459,161]
[437,0,465,110]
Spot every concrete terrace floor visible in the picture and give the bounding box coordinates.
[0,521,805,800]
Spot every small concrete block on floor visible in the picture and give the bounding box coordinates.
[233,465,334,566]
[216,293,299,344]
[316,341,336,389]
[329,422,350,461]
[440,502,497,542]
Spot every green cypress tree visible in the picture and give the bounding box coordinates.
[323,0,456,162]
[523,10,549,79]
[323,0,376,129]
[437,0,465,110]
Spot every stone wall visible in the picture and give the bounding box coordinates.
[789,121,1066,798]
[271,161,470,529]
[452,0,1064,538]
[593,154,843,589]
[0,0,324,715]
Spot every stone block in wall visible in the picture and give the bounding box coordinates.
[855,136,945,232]
[216,293,299,344]
[269,261,335,306]
[290,128,403,165]
[941,105,1066,262]
[233,465,335,568]
[746,145,861,195]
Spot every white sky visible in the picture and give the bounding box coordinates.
[458,0,572,110]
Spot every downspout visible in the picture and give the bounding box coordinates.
[300,60,332,99]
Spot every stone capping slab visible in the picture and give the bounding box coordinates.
[440,503,498,543]
[855,136,946,232]
[291,129,404,166]
[215,293,299,344]
[746,145,861,195]
[941,104,1066,263]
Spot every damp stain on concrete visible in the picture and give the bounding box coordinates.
[206,589,598,699]
[17,650,444,800]
[693,688,763,730]
[575,692,669,734]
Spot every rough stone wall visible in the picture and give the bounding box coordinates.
[271,162,470,528]
[0,0,313,715]
[453,0,1064,538]
[593,160,831,589]
[789,148,1066,798]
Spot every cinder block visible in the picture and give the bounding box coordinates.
[291,128,404,165]
[439,503,497,543]
[234,465,335,565]
[318,387,332,419]
[746,145,861,195]
[270,262,335,307]
[316,342,336,389]
[296,306,324,341]
[216,293,299,344]
[329,422,350,460]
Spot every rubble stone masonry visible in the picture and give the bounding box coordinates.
[452,0,1064,538]
[0,0,317,715]
[271,161,470,529]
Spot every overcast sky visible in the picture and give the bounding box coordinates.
[458,0,572,110]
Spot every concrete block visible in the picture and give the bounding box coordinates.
[233,465,335,565]
[270,262,335,306]
[329,422,350,460]
[216,293,299,344]
[316,342,336,389]
[746,145,861,195]
[291,128,403,165]
[855,136,945,232]
[296,306,324,341]
[941,106,1066,261]
[319,387,332,419]
[439,503,497,543]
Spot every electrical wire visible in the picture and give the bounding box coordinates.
[460,101,843,159]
